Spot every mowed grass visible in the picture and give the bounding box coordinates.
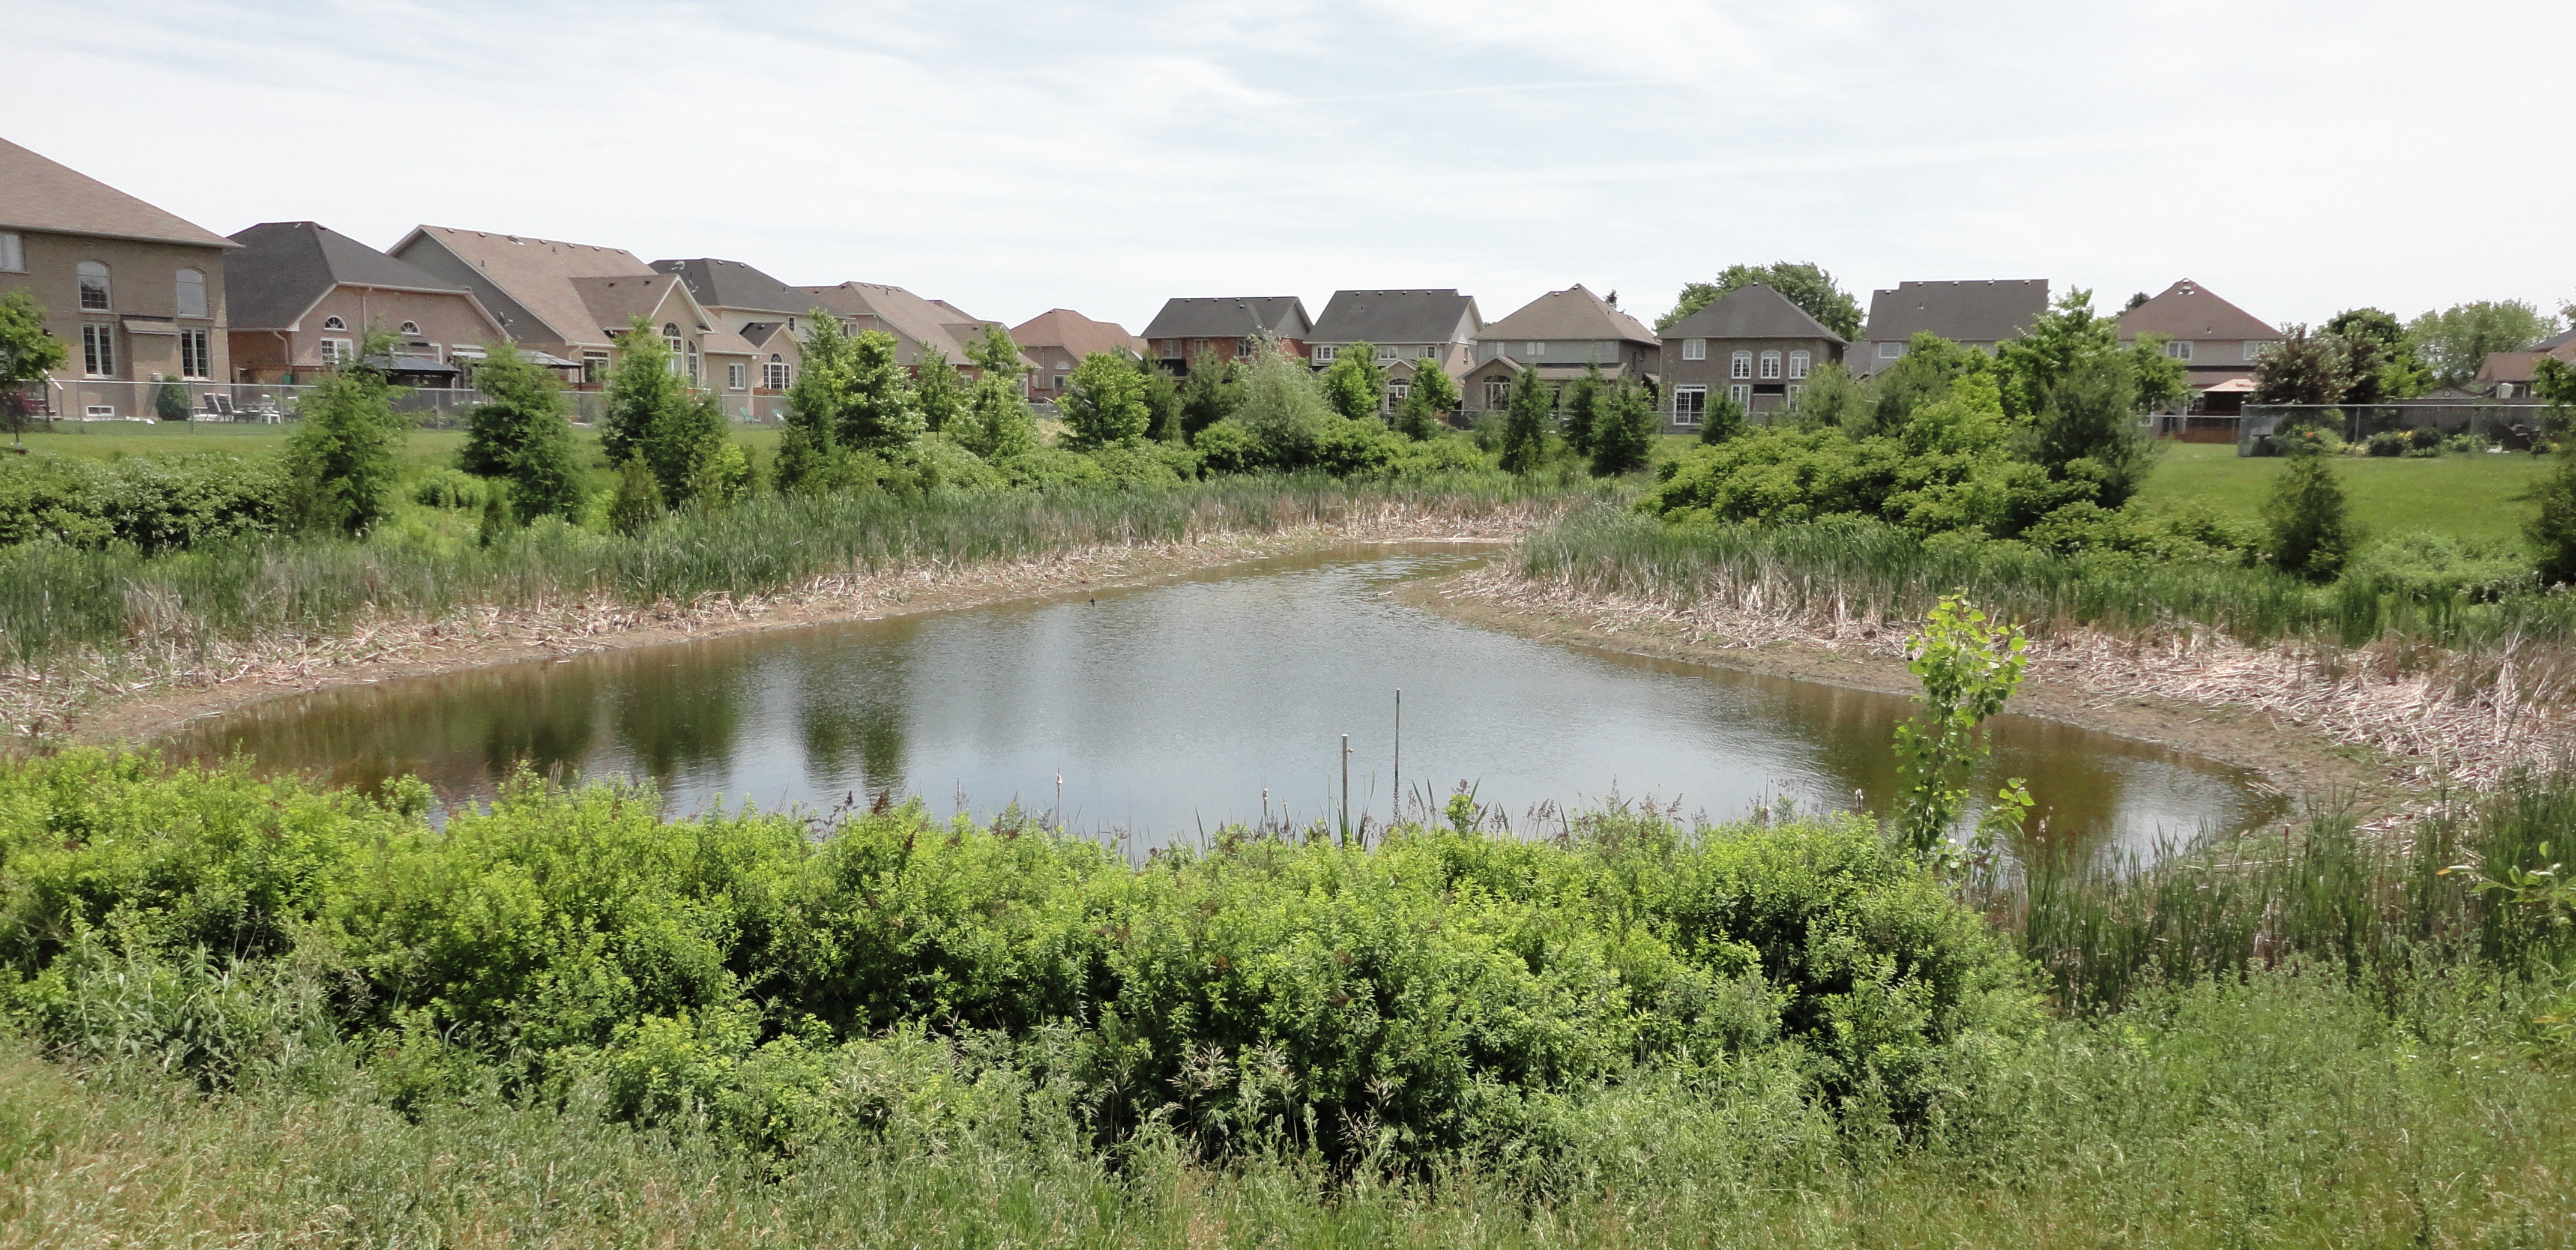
[2137,441,2549,549]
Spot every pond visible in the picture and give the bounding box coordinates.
[161,545,2284,858]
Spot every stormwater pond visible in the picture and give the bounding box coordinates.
[163,545,2284,859]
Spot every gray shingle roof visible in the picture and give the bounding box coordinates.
[226,221,474,331]
[1860,279,2050,344]
[1308,289,1479,345]
[1659,283,1845,344]
[2116,279,2278,341]
[1478,284,1656,346]
[1141,296,1312,340]
[650,257,810,315]
[0,137,237,249]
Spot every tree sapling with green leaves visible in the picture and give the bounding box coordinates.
[282,330,408,536]
[1318,340,1387,421]
[1891,595,2032,864]
[460,343,583,521]
[1499,367,1552,474]
[0,291,68,444]
[1395,363,1458,441]
[1060,351,1151,449]
[1588,378,1657,477]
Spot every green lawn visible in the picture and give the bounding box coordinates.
[2136,441,2548,549]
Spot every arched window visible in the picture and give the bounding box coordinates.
[77,261,110,311]
[321,316,346,330]
[398,321,421,336]
[175,268,206,318]
[765,353,790,389]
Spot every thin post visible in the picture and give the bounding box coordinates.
[1393,689,1401,826]
[1341,733,1351,847]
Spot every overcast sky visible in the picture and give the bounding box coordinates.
[5,0,2571,335]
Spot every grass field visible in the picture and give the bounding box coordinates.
[8,419,789,463]
[2135,441,2548,549]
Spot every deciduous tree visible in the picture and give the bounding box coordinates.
[1661,262,1862,339]
[1061,351,1151,448]
[2406,300,2559,388]
[459,343,582,521]
[1318,341,1386,420]
[2250,323,2354,406]
[1394,363,1458,441]
[0,292,67,442]
[1179,348,1241,438]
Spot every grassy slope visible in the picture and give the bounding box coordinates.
[2136,441,2547,549]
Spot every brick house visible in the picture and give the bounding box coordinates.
[0,136,237,417]
[1851,279,2049,376]
[1657,283,1847,431]
[1141,297,1313,373]
[225,221,510,385]
[654,257,816,412]
[1011,309,1147,402]
[1461,284,1658,417]
[1303,289,1482,401]
[795,280,1032,390]
[2115,279,2282,401]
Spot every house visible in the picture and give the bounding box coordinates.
[0,136,237,418]
[1656,283,1847,430]
[653,256,815,408]
[1011,309,1146,402]
[2475,328,2576,400]
[795,280,1031,388]
[1303,289,1482,387]
[1851,279,2050,375]
[1141,297,1313,373]
[2115,280,2281,400]
[1461,284,1658,416]
[225,221,511,385]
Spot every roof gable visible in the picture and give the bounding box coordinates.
[1660,283,1845,344]
[649,257,810,315]
[226,221,478,331]
[569,275,702,339]
[1011,308,1147,360]
[1478,284,1656,346]
[393,225,654,348]
[2116,279,2279,342]
[1861,279,2050,344]
[0,137,236,250]
[797,280,1006,366]
[1141,296,1314,341]
[1309,289,1481,345]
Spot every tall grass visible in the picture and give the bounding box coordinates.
[0,474,1559,668]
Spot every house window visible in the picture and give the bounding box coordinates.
[687,343,699,384]
[2165,340,2193,361]
[1419,345,1438,359]
[583,351,609,384]
[1189,339,1207,356]
[2244,340,2276,362]
[1375,345,1397,363]
[321,316,346,331]
[1682,338,1706,361]
[1876,342,1903,360]
[765,355,790,389]
[85,405,116,420]
[1524,342,1545,357]
[1387,381,1408,407]
[1759,351,1782,380]
[726,362,747,390]
[319,337,351,366]
[1483,379,1511,408]
[78,262,110,311]
[0,232,21,273]
[397,321,420,336]
[1787,383,1805,405]
[1674,385,1707,426]
[1728,383,1751,406]
[1730,351,1752,380]
[81,324,115,376]
[179,328,211,379]
[175,268,207,319]
[1312,345,1338,364]
[1788,350,1811,379]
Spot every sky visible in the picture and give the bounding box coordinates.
[5,0,2572,336]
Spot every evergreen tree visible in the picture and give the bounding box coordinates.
[1318,342,1386,420]
[1788,362,1864,431]
[912,348,964,433]
[1395,364,1458,441]
[1179,348,1242,436]
[282,332,407,536]
[1061,351,1151,448]
[1500,368,1552,474]
[600,317,689,470]
[1588,378,1656,476]
[647,390,730,506]
[608,456,665,536]
[2263,452,2357,581]
[1136,355,1184,441]
[460,344,582,521]
[2527,445,2576,587]
[1698,389,1748,444]
[1559,361,1607,456]
[840,330,922,453]
[777,315,851,494]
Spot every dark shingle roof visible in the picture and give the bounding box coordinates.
[0,137,237,249]
[2117,280,2277,341]
[1659,283,1845,344]
[1141,296,1312,340]
[1860,279,2050,344]
[226,221,474,330]
[1308,289,1480,345]
[650,257,810,315]
[1479,284,1657,346]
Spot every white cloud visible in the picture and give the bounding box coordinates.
[2,0,2569,333]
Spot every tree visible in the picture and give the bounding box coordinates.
[2250,323,2354,406]
[1697,388,1747,444]
[1318,342,1386,420]
[460,343,583,521]
[1179,348,1242,436]
[1787,361,1864,431]
[1231,336,1333,468]
[1500,368,1551,473]
[2262,452,2357,581]
[1660,262,1862,339]
[282,331,407,536]
[648,391,731,507]
[953,326,1037,460]
[1993,288,2122,420]
[1588,378,1656,476]
[2033,354,2157,509]
[2527,415,2576,584]
[599,316,688,471]
[1865,333,1984,435]
[913,346,965,433]
[1891,596,2032,863]
[1558,361,1606,456]
[1135,356,1183,441]
[1061,351,1151,448]
[1395,363,1459,441]
[2406,300,2559,388]
[839,330,922,453]
[0,292,67,443]
[608,455,665,536]
[2325,307,2429,403]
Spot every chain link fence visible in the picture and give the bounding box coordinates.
[6,379,792,432]
[2237,401,2553,456]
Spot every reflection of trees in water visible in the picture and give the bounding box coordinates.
[791,629,913,797]
[472,666,601,784]
[601,645,755,788]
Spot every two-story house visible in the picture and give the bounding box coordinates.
[1851,279,2050,376]
[0,136,237,419]
[1656,283,1847,430]
[1141,297,1313,373]
[225,221,510,386]
[654,257,816,413]
[796,280,1032,389]
[1303,290,1483,399]
[1459,284,1658,417]
[2115,280,2281,409]
[1011,309,1147,402]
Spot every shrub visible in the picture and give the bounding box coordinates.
[2409,425,2445,452]
[2262,451,2356,580]
[2527,450,2576,586]
[607,457,665,536]
[1081,442,1183,490]
[0,451,287,551]
[2366,430,2407,457]
[1190,419,1266,476]
[2342,532,2533,603]
[409,467,487,510]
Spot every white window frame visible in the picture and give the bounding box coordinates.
[1674,384,1707,426]
[1682,338,1706,361]
[321,316,347,331]
[175,268,207,319]
[1730,351,1752,380]
[2166,340,2193,361]
[1375,344,1398,363]
[1418,345,1438,359]
[0,232,21,273]
[1788,350,1811,379]
[726,361,747,390]
[1787,383,1805,404]
[1759,351,1782,380]
[397,320,421,336]
[765,356,791,390]
[85,404,117,420]
[1483,379,1511,408]
[2243,340,2276,362]
[1524,341,1545,358]
[1387,379,1408,405]
[319,336,352,366]
[77,261,110,312]
[179,328,211,380]
[1876,341,1904,360]
[81,323,115,377]
[1728,383,1752,406]
[1312,344,1338,364]
[582,351,609,384]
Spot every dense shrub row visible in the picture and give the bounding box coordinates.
[0,451,285,551]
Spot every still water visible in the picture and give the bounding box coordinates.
[162,546,2282,856]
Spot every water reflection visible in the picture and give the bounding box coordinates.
[161,546,2284,858]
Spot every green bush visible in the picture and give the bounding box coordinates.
[0,451,286,551]
[409,466,487,510]
[2365,430,2407,457]
[1189,419,1265,476]
[2342,532,2533,603]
